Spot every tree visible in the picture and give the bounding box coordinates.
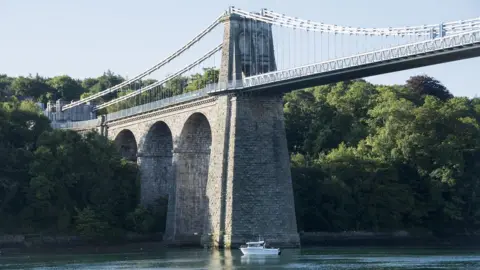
[0,96,143,235]
[285,76,480,235]
[0,75,14,100]
[10,75,53,100]
[406,75,453,101]
[28,130,139,232]
[0,99,51,232]
[81,78,99,91]
[185,68,220,92]
[47,75,85,101]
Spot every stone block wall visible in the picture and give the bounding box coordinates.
[137,121,173,206]
[105,97,226,245]
[223,93,300,247]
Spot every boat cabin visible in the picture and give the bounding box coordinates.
[244,241,265,248]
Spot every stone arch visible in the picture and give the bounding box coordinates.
[138,121,174,211]
[174,112,212,238]
[114,129,137,161]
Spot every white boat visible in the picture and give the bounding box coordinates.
[239,240,281,255]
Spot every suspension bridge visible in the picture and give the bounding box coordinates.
[48,7,480,248]
[52,7,480,129]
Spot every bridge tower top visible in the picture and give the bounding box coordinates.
[218,8,277,88]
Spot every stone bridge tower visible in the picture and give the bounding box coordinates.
[212,10,300,247]
[219,10,277,86]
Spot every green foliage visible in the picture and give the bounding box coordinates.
[0,98,154,239]
[185,68,219,92]
[74,207,111,238]
[126,206,156,234]
[406,75,453,102]
[0,74,14,100]
[46,75,84,101]
[10,75,53,101]
[287,76,480,235]
[126,197,168,233]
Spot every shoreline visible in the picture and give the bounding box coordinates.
[299,231,480,247]
[2,231,480,255]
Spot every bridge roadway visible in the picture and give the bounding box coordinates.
[60,29,480,129]
[235,29,480,94]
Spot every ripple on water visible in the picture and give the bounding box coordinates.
[3,248,480,269]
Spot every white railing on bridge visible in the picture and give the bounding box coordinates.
[104,79,246,122]
[51,118,100,130]
[241,30,480,89]
[106,83,219,122]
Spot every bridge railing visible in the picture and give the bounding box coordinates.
[50,118,100,130]
[104,79,247,123]
[51,79,248,128]
[106,83,221,122]
[207,79,245,93]
[104,78,250,122]
[241,29,480,89]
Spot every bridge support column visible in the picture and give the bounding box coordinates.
[202,10,298,248]
[218,12,277,88]
[220,93,300,248]
[137,153,172,206]
[99,115,108,137]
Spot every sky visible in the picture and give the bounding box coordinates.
[1,0,479,97]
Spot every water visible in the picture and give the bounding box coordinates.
[2,247,480,269]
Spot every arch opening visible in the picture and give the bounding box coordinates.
[138,121,173,233]
[174,113,212,238]
[114,129,137,162]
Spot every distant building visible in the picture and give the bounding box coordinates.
[43,99,96,122]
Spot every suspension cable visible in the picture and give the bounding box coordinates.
[62,11,228,111]
[231,7,480,37]
[94,44,223,110]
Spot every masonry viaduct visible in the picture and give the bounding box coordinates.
[76,14,300,248]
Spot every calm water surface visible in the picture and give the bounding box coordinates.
[2,247,480,269]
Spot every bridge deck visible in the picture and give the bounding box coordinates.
[55,30,480,128]
[234,30,480,94]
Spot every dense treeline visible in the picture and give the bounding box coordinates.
[286,76,480,235]
[1,70,479,238]
[0,98,166,238]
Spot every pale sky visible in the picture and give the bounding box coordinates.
[1,0,479,97]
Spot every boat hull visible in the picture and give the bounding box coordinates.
[240,247,281,255]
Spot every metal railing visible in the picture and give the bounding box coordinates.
[50,118,100,130]
[242,30,480,89]
[105,83,218,122]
